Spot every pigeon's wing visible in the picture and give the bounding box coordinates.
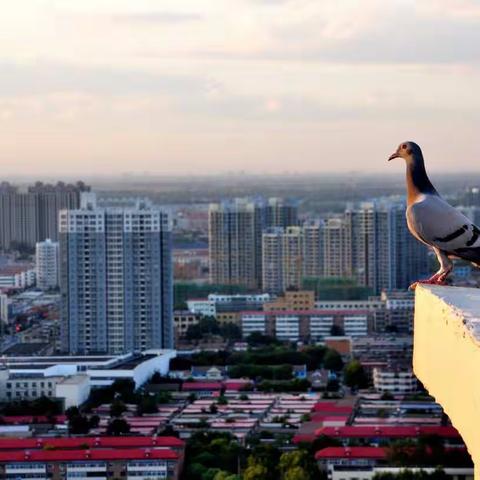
[408,195,480,265]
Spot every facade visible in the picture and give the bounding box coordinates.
[240,309,371,342]
[35,239,59,290]
[262,227,284,294]
[264,290,315,311]
[0,370,90,408]
[372,368,419,394]
[0,437,183,480]
[323,218,351,278]
[60,196,173,354]
[265,197,298,228]
[0,181,90,250]
[208,198,297,288]
[174,311,200,339]
[303,221,324,278]
[186,293,271,318]
[0,293,9,323]
[344,200,429,294]
[208,198,264,288]
[0,266,36,289]
[352,336,413,368]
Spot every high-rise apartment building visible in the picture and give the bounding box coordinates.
[302,221,324,278]
[209,198,297,288]
[262,226,308,294]
[282,226,304,292]
[342,200,428,294]
[0,181,90,250]
[35,239,59,291]
[60,196,172,355]
[262,227,284,294]
[323,217,351,278]
[265,197,298,228]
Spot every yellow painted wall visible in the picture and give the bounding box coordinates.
[414,285,480,474]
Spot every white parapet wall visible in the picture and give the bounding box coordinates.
[413,285,480,473]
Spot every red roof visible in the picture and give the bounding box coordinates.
[0,436,184,451]
[315,426,461,438]
[292,434,316,444]
[315,447,386,460]
[0,415,66,424]
[0,448,178,463]
[224,380,252,391]
[182,382,222,391]
[313,403,353,414]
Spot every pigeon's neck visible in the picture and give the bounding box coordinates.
[406,155,437,205]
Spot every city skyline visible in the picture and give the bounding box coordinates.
[1,1,480,176]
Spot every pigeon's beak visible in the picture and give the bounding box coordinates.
[388,152,400,161]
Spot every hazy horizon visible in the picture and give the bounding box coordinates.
[1,1,480,176]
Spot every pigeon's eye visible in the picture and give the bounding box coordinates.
[401,144,407,149]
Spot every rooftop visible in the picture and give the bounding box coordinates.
[315,425,461,438]
[315,447,386,460]
[0,436,184,450]
[0,448,178,463]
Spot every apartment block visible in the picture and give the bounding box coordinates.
[59,196,173,354]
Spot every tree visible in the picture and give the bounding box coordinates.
[243,463,269,480]
[323,349,344,371]
[107,418,130,436]
[214,472,241,480]
[110,399,127,417]
[68,414,91,434]
[279,450,318,480]
[344,360,369,389]
[283,466,310,480]
[137,394,158,415]
[219,323,242,341]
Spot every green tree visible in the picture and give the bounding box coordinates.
[344,360,369,389]
[283,466,310,480]
[323,349,344,371]
[214,472,241,480]
[106,418,130,436]
[137,394,159,415]
[110,399,127,417]
[243,463,269,480]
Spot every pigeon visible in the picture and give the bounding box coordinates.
[388,141,480,289]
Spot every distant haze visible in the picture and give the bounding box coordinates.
[1,1,480,176]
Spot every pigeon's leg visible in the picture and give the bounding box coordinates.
[435,250,453,284]
[409,250,453,290]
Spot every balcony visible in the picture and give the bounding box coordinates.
[413,285,480,474]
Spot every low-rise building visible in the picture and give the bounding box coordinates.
[373,368,419,394]
[174,311,200,339]
[187,293,271,318]
[265,290,315,311]
[0,266,35,289]
[0,436,184,480]
[0,369,90,408]
[240,309,371,342]
[1,350,175,389]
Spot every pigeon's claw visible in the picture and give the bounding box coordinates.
[409,274,444,291]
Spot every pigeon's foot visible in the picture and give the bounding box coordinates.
[409,274,445,291]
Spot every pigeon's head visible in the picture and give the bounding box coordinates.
[388,141,422,162]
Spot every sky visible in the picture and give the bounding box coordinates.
[1,0,480,176]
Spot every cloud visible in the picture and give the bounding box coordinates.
[111,12,203,24]
[0,62,210,97]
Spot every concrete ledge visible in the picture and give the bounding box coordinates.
[413,285,480,472]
